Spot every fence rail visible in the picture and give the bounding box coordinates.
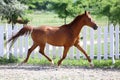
[0,24,120,63]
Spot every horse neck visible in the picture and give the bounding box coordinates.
[68,19,84,37]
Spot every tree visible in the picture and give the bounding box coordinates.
[89,0,120,25]
[18,0,50,11]
[0,0,28,59]
[48,0,82,24]
[0,0,28,29]
[76,0,120,26]
[109,0,120,25]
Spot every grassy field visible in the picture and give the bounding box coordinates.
[0,11,109,27]
[27,12,65,26]
[0,55,120,69]
[26,11,108,27]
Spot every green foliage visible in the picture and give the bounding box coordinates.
[0,55,18,64]
[47,0,82,24]
[92,0,120,25]
[0,0,119,25]
[114,61,120,68]
[18,0,50,10]
[0,0,28,26]
[93,60,113,68]
[48,0,120,25]
[110,0,120,25]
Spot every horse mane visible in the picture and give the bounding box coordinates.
[67,14,84,27]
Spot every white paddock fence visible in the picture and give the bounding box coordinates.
[0,24,120,63]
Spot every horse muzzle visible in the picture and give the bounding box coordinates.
[93,25,98,30]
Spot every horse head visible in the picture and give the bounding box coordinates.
[83,11,98,30]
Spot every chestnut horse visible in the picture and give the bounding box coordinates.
[7,11,98,66]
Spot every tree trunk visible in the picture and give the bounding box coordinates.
[64,17,66,24]
[12,23,14,30]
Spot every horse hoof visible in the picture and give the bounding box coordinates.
[57,64,61,68]
[50,60,54,66]
[58,65,61,68]
[89,62,94,68]
[51,60,54,64]
[57,60,62,66]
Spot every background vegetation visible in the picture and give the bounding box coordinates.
[0,0,120,67]
[0,0,120,25]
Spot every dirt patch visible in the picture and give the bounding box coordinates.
[0,65,120,80]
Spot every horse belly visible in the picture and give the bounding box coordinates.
[47,35,66,46]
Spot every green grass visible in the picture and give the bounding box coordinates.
[0,11,108,26]
[1,54,120,69]
[25,11,107,27]
[27,12,65,26]
[0,55,18,64]
[21,57,120,69]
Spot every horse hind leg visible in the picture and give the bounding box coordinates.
[39,44,54,65]
[21,43,38,65]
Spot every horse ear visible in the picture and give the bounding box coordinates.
[85,11,87,15]
[85,11,90,15]
[88,11,90,14]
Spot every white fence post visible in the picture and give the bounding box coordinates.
[76,47,81,59]
[110,24,115,64]
[6,24,12,59]
[83,27,87,58]
[115,25,119,59]
[24,34,29,58]
[104,26,108,59]
[45,43,50,57]
[13,25,18,57]
[18,25,23,58]
[97,27,101,60]
[68,46,74,59]
[90,28,94,59]
[58,47,63,58]
[31,41,35,58]
[52,46,56,58]
[0,26,4,57]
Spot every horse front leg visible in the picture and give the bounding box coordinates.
[39,44,54,65]
[74,43,94,67]
[58,46,70,66]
